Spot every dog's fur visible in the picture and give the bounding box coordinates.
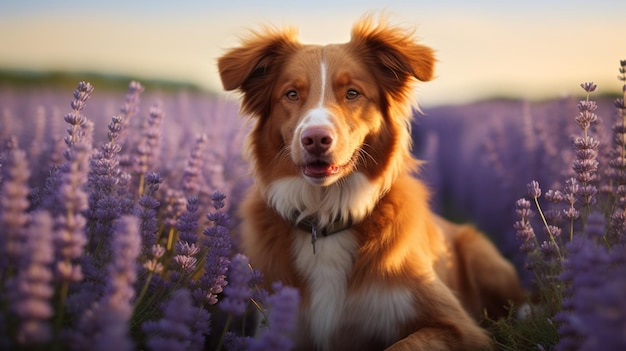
[218,15,524,351]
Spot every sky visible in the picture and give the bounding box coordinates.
[0,0,624,106]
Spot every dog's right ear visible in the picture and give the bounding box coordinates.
[218,27,300,118]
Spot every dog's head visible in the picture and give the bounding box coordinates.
[218,16,435,191]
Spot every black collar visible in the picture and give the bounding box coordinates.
[293,214,353,254]
[295,216,353,237]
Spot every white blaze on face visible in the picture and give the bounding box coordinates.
[294,60,333,142]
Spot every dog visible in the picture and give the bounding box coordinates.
[218,15,524,351]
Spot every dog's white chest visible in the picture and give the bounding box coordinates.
[293,230,357,349]
[292,230,417,349]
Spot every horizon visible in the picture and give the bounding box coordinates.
[1,0,625,106]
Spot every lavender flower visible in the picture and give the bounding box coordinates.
[136,172,162,248]
[196,191,231,306]
[572,84,599,207]
[544,189,564,223]
[562,178,580,240]
[133,103,164,188]
[176,195,200,244]
[51,82,95,284]
[220,254,252,316]
[172,254,198,275]
[580,82,597,93]
[585,211,605,240]
[66,215,141,351]
[93,215,141,351]
[119,81,145,133]
[181,134,209,195]
[555,236,616,351]
[161,188,187,229]
[0,147,31,269]
[7,211,55,346]
[117,81,145,174]
[606,63,626,243]
[63,81,94,148]
[170,196,203,281]
[608,62,626,186]
[249,282,300,351]
[142,288,211,351]
[0,79,265,349]
[527,180,542,198]
[223,332,250,351]
[0,109,15,147]
[143,244,166,274]
[86,114,125,255]
[609,207,626,244]
[28,106,47,168]
[514,198,536,253]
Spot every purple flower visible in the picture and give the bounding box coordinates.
[210,191,227,211]
[172,255,198,275]
[175,241,200,256]
[133,103,164,179]
[0,147,31,269]
[544,189,565,223]
[181,134,209,195]
[196,191,232,306]
[223,332,250,351]
[176,195,200,244]
[562,178,580,225]
[545,190,564,203]
[171,231,201,281]
[608,63,626,186]
[514,198,536,253]
[585,211,605,240]
[135,172,162,248]
[143,244,166,274]
[111,80,144,178]
[527,180,542,198]
[161,188,186,229]
[118,81,145,135]
[220,254,252,316]
[144,172,163,194]
[7,211,55,346]
[580,82,597,93]
[172,199,200,277]
[609,208,626,243]
[66,215,140,351]
[44,82,96,284]
[572,84,599,207]
[63,81,94,148]
[142,288,211,351]
[86,114,125,254]
[92,215,141,351]
[555,237,626,351]
[249,282,300,351]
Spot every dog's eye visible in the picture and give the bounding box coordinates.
[345,89,360,101]
[285,90,299,101]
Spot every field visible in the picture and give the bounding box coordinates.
[0,61,625,350]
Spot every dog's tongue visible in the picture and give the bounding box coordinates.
[304,163,338,178]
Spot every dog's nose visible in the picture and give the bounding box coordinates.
[301,127,334,155]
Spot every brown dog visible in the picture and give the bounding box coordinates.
[218,15,524,351]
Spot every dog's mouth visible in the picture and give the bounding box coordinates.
[300,152,359,184]
[302,161,342,179]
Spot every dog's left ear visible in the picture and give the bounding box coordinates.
[350,17,435,97]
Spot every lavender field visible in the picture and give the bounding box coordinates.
[0,60,625,350]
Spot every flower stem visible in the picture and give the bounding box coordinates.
[133,271,154,313]
[215,314,233,351]
[533,197,564,261]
